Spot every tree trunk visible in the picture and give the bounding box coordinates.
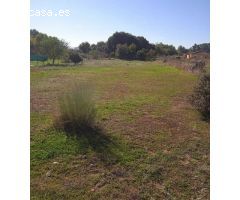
[52,58,55,65]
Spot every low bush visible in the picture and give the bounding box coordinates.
[190,71,210,120]
[69,52,83,64]
[56,82,96,135]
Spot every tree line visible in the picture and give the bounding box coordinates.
[30,29,210,64]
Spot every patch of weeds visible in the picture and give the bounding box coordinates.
[31,129,85,167]
[143,165,165,182]
[31,112,53,133]
[97,95,157,120]
[153,131,169,143]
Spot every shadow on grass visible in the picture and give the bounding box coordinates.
[66,126,122,165]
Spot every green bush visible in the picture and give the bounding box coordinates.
[57,82,96,135]
[69,52,83,64]
[191,71,210,120]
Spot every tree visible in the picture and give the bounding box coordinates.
[90,44,97,51]
[89,50,99,59]
[79,42,91,53]
[190,43,210,53]
[136,36,151,50]
[199,43,210,53]
[107,32,151,53]
[39,36,68,64]
[191,44,200,52]
[96,41,107,52]
[177,45,188,55]
[115,44,129,59]
[155,43,177,56]
[88,41,108,59]
[30,29,39,37]
[128,43,137,59]
[146,49,156,60]
[165,45,177,55]
[155,43,165,55]
[136,49,147,60]
[69,52,83,64]
[30,29,48,55]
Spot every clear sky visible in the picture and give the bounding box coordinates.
[30,0,210,48]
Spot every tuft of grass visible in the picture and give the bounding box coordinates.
[56,82,97,135]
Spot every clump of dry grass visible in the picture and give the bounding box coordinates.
[56,82,96,135]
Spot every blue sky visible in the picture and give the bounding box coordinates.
[30,0,209,48]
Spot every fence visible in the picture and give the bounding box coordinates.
[30,54,48,62]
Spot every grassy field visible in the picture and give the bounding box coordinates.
[31,60,209,199]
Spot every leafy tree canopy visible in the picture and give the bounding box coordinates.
[107,32,152,53]
[79,42,91,53]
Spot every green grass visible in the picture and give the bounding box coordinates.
[31,59,209,199]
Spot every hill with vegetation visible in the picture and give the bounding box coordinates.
[30,29,210,64]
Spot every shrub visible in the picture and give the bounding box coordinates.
[177,45,188,55]
[79,42,91,53]
[155,43,177,56]
[190,71,210,120]
[115,43,130,59]
[128,43,137,59]
[57,82,96,135]
[69,52,83,64]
